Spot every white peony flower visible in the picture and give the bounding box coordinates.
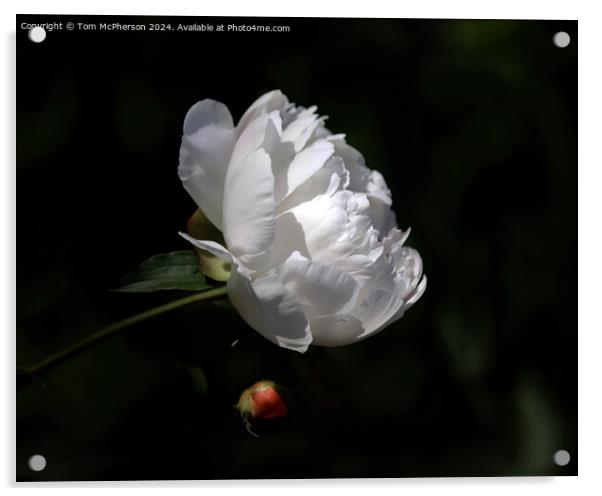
[178,90,426,352]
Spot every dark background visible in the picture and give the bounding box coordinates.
[16,15,577,480]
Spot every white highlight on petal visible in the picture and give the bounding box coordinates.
[277,139,334,201]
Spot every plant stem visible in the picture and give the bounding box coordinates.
[23,286,228,377]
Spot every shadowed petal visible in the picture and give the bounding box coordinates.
[178,99,236,230]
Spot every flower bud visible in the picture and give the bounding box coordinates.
[236,380,288,421]
[186,208,231,282]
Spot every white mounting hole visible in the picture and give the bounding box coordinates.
[553,31,570,48]
[28,26,47,43]
[28,454,47,472]
[554,449,570,466]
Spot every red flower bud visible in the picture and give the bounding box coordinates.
[236,380,288,420]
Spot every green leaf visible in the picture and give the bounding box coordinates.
[114,250,211,293]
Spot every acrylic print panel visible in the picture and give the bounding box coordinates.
[16,15,577,481]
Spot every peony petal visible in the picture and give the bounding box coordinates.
[223,111,292,273]
[365,171,396,235]
[278,252,359,318]
[179,232,236,262]
[261,118,297,202]
[285,191,378,267]
[178,99,236,230]
[282,107,327,152]
[328,136,397,236]
[406,275,427,307]
[276,139,334,202]
[382,228,411,259]
[309,315,364,347]
[268,211,311,269]
[366,170,392,204]
[328,136,370,191]
[391,246,423,285]
[353,288,404,339]
[354,246,426,340]
[183,99,234,134]
[222,147,276,272]
[228,111,282,174]
[276,156,347,214]
[229,268,313,352]
[306,124,334,144]
[363,275,427,339]
[368,196,397,238]
[302,238,425,346]
[237,90,289,133]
